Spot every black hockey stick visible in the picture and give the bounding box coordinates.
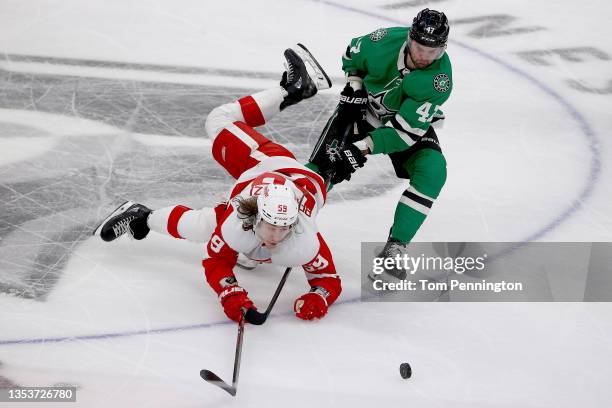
[200,313,245,396]
[200,267,292,396]
[243,266,292,325]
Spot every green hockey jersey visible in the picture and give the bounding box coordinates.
[342,26,453,154]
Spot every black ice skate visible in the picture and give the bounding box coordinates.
[280,43,332,110]
[93,201,151,242]
[368,237,410,282]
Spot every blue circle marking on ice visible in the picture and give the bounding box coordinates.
[0,2,601,347]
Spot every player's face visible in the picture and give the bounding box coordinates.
[255,220,292,249]
[408,40,445,69]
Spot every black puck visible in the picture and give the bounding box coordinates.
[399,362,412,379]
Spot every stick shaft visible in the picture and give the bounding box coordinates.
[231,315,246,391]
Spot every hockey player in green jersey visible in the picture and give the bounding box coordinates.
[309,9,452,264]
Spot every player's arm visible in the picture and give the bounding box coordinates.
[342,35,368,79]
[367,97,432,154]
[294,233,342,320]
[201,215,257,322]
[368,74,450,154]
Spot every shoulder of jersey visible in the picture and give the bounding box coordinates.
[363,26,407,49]
[403,56,452,98]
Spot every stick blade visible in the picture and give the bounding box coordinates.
[244,308,267,325]
[200,369,237,396]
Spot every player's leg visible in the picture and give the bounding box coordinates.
[368,147,446,282]
[147,205,218,242]
[205,44,331,180]
[94,201,222,243]
[390,148,447,242]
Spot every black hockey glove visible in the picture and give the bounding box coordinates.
[319,142,367,185]
[337,84,368,129]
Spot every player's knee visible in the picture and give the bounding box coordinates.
[411,150,447,198]
[204,106,224,141]
[204,102,241,141]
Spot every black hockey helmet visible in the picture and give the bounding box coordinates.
[409,9,449,48]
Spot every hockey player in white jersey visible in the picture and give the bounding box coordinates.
[94,45,342,323]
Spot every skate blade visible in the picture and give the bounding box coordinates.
[293,43,332,90]
[92,201,134,236]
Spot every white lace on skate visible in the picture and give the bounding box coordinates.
[112,215,136,238]
[284,60,296,84]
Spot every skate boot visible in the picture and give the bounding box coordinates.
[280,43,332,110]
[93,201,151,242]
[368,237,409,282]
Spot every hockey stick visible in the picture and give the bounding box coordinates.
[200,266,292,396]
[243,266,292,325]
[200,312,245,396]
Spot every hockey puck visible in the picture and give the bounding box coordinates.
[399,362,412,379]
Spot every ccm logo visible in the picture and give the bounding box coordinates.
[340,95,367,104]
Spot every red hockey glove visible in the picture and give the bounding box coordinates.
[219,285,256,322]
[294,292,328,320]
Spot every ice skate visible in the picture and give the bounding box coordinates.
[368,237,409,282]
[280,43,332,109]
[93,201,151,242]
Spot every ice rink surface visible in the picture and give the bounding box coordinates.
[1,0,611,406]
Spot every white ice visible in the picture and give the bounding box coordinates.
[1,0,611,407]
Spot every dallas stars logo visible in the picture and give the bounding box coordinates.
[369,91,397,121]
[325,139,341,162]
[369,28,387,42]
[433,73,451,93]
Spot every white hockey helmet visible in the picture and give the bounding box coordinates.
[256,184,299,227]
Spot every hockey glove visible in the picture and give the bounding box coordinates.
[219,285,256,322]
[337,84,368,127]
[294,292,328,320]
[319,141,367,185]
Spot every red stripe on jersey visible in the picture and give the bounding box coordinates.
[275,167,327,204]
[216,203,236,226]
[292,176,318,197]
[238,96,265,127]
[302,233,341,305]
[213,202,229,224]
[229,178,255,200]
[167,205,192,239]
